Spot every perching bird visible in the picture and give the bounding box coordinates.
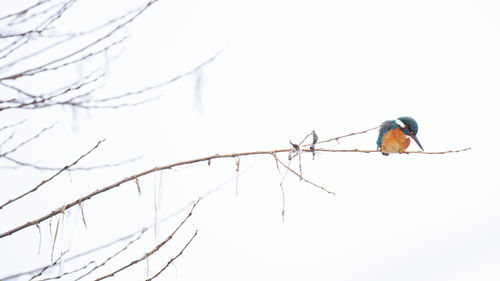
[377,116,424,156]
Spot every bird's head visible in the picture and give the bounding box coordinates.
[396,116,424,151]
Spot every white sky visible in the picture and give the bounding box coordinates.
[1,0,500,280]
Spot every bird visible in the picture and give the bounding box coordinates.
[376,116,424,156]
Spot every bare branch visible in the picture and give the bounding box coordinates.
[0,139,104,210]
[74,229,148,281]
[146,230,198,281]
[0,0,158,82]
[1,45,224,111]
[38,260,96,281]
[310,147,472,154]
[29,250,69,281]
[0,119,26,131]
[1,81,37,98]
[23,35,127,78]
[0,132,15,148]
[0,29,48,39]
[0,170,241,281]
[0,139,470,238]
[83,47,226,107]
[0,0,52,22]
[0,123,56,157]
[0,38,29,61]
[0,67,103,104]
[28,1,76,30]
[0,154,141,171]
[0,3,141,72]
[0,1,76,62]
[94,199,200,281]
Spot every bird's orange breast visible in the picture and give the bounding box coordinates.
[380,128,411,154]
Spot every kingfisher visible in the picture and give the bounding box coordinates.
[376,116,424,156]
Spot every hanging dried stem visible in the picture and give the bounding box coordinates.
[271,152,288,221]
[78,202,88,230]
[135,178,142,195]
[234,156,240,195]
[50,213,61,262]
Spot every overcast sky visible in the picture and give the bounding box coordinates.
[1,0,499,280]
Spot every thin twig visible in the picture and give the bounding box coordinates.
[0,29,48,39]
[308,148,472,154]
[74,229,148,281]
[29,250,68,281]
[272,153,335,196]
[0,1,75,62]
[0,0,158,82]
[146,230,198,281]
[0,0,52,21]
[304,126,380,147]
[22,36,127,78]
[298,131,314,146]
[0,155,141,171]
[0,140,104,210]
[38,260,96,281]
[0,119,26,131]
[94,199,200,281]
[0,123,56,157]
[0,132,15,148]
[91,48,225,104]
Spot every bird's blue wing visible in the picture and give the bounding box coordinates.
[377,120,395,149]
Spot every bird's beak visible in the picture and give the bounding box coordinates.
[411,134,424,151]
